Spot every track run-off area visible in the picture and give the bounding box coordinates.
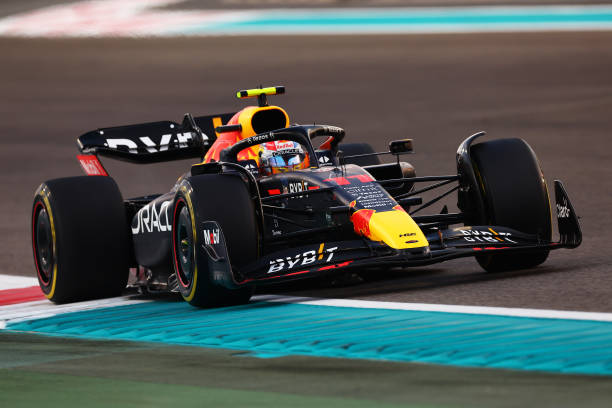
[3,275,612,376]
[2,1,612,407]
[2,276,612,407]
[1,1,612,36]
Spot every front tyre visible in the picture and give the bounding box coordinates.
[172,174,257,307]
[470,138,552,272]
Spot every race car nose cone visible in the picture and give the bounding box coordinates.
[351,207,429,250]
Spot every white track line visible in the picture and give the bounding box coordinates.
[0,275,38,290]
[2,272,612,327]
[0,297,153,329]
[0,274,154,329]
[253,295,612,322]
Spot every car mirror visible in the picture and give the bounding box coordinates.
[389,139,414,154]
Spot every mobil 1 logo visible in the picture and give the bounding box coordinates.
[203,228,220,245]
[200,221,225,249]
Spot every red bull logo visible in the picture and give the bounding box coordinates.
[351,209,375,237]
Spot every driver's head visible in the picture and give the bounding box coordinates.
[259,141,309,175]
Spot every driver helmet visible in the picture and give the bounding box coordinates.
[259,140,309,175]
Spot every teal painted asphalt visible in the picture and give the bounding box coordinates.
[176,6,612,34]
[6,300,612,376]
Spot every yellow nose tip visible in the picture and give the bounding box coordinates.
[368,210,429,249]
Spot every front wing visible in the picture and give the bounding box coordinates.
[215,180,581,288]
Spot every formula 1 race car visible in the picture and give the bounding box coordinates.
[31,86,582,307]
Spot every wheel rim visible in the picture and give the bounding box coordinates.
[175,205,194,287]
[34,204,54,285]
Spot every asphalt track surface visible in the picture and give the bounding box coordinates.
[1,32,611,311]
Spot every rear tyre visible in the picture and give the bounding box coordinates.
[338,142,381,166]
[32,176,130,303]
[172,173,257,307]
[470,138,552,272]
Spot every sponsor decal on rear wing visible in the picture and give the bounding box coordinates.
[76,112,235,166]
[77,154,107,176]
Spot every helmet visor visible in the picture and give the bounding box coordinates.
[269,154,303,168]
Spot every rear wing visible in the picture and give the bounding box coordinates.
[76,112,235,171]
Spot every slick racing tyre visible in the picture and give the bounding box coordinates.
[172,173,257,307]
[32,176,130,303]
[470,138,552,272]
[338,143,381,166]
